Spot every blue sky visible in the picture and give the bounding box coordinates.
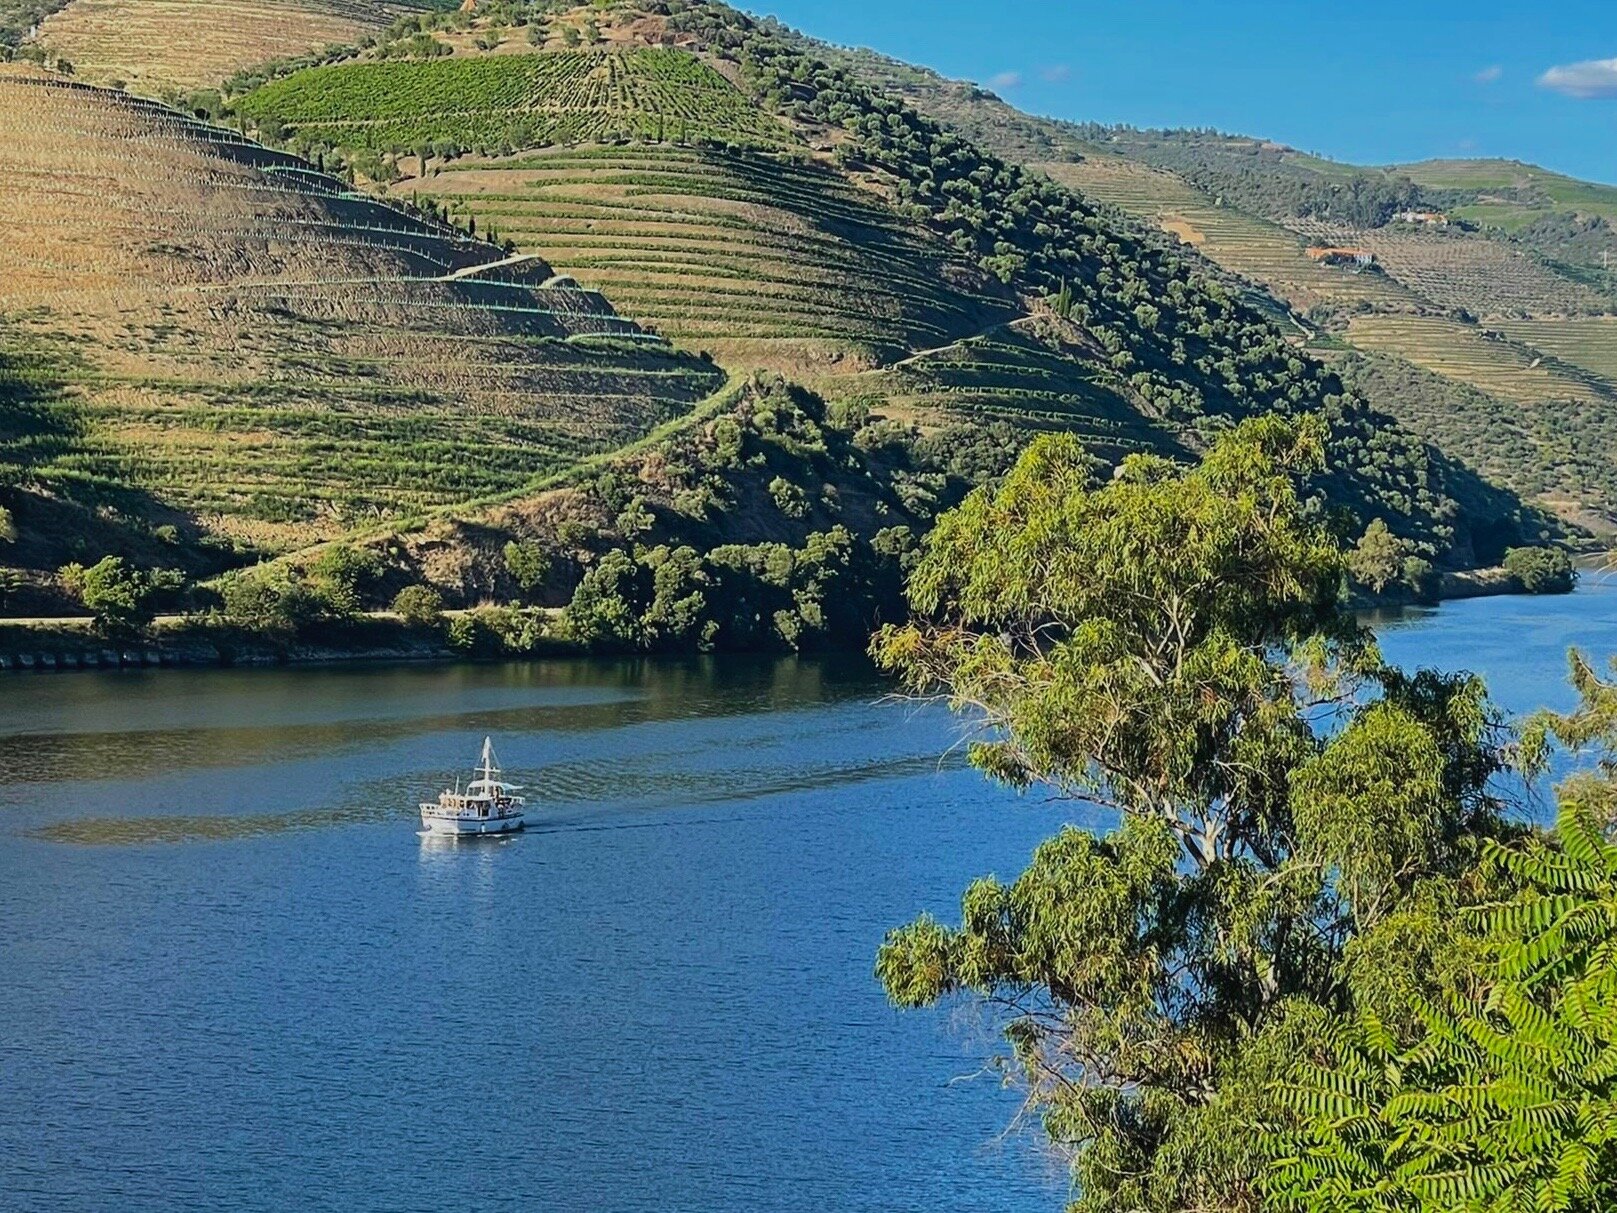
[759,0,1617,183]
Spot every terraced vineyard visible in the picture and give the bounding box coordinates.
[854,318,1181,461]
[1496,319,1617,385]
[391,143,1017,373]
[1039,156,1421,316]
[240,49,793,152]
[1289,219,1611,318]
[1345,315,1612,407]
[39,0,418,90]
[0,68,723,556]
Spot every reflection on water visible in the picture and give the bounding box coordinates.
[0,656,872,789]
[36,804,404,845]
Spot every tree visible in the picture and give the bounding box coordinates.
[60,556,165,637]
[1400,555,1436,603]
[615,497,655,540]
[308,544,381,616]
[391,585,443,628]
[1348,518,1406,594]
[0,505,15,544]
[871,418,1508,1211]
[768,476,808,519]
[502,540,551,595]
[219,568,327,638]
[1504,545,1576,594]
[564,549,648,650]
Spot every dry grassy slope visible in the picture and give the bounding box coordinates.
[0,67,724,561]
[39,0,416,90]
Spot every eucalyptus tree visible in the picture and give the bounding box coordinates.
[873,417,1510,1211]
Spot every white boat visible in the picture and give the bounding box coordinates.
[420,737,526,836]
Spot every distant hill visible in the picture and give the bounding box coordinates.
[0,1,1557,624]
[814,42,1617,528]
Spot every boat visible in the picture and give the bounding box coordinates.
[420,737,526,836]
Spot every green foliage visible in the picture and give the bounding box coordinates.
[1348,518,1406,595]
[0,505,14,544]
[446,605,550,657]
[391,584,444,627]
[307,544,382,617]
[1401,556,1437,603]
[767,475,807,519]
[218,567,329,638]
[58,555,179,638]
[615,497,655,539]
[871,420,1511,1210]
[239,49,788,155]
[1504,545,1577,594]
[0,0,72,53]
[562,525,897,655]
[502,539,551,594]
[1265,782,1617,1211]
[565,548,648,650]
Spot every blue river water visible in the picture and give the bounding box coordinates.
[0,574,1612,1212]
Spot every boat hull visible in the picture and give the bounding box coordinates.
[420,811,525,837]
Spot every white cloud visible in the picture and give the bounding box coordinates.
[1473,65,1502,84]
[1041,64,1071,84]
[1538,57,1617,99]
[987,70,1022,91]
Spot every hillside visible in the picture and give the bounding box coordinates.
[0,0,1568,635]
[0,65,723,574]
[220,3,1539,568]
[234,36,1019,375]
[813,42,1617,525]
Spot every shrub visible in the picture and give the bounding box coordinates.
[446,612,495,656]
[615,498,655,539]
[219,569,328,637]
[1401,555,1437,603]
[392,585,444,627]
[768,476,808,519]
[58,556,173,637]
[309,545,382,616]
[565,549,647,650]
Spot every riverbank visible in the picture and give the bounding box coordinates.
[0,560,1577,673]
[0,612,573,673]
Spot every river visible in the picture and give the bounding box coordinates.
[1,574,1613,1212]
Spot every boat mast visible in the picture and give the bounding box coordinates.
[480,736,498,787]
